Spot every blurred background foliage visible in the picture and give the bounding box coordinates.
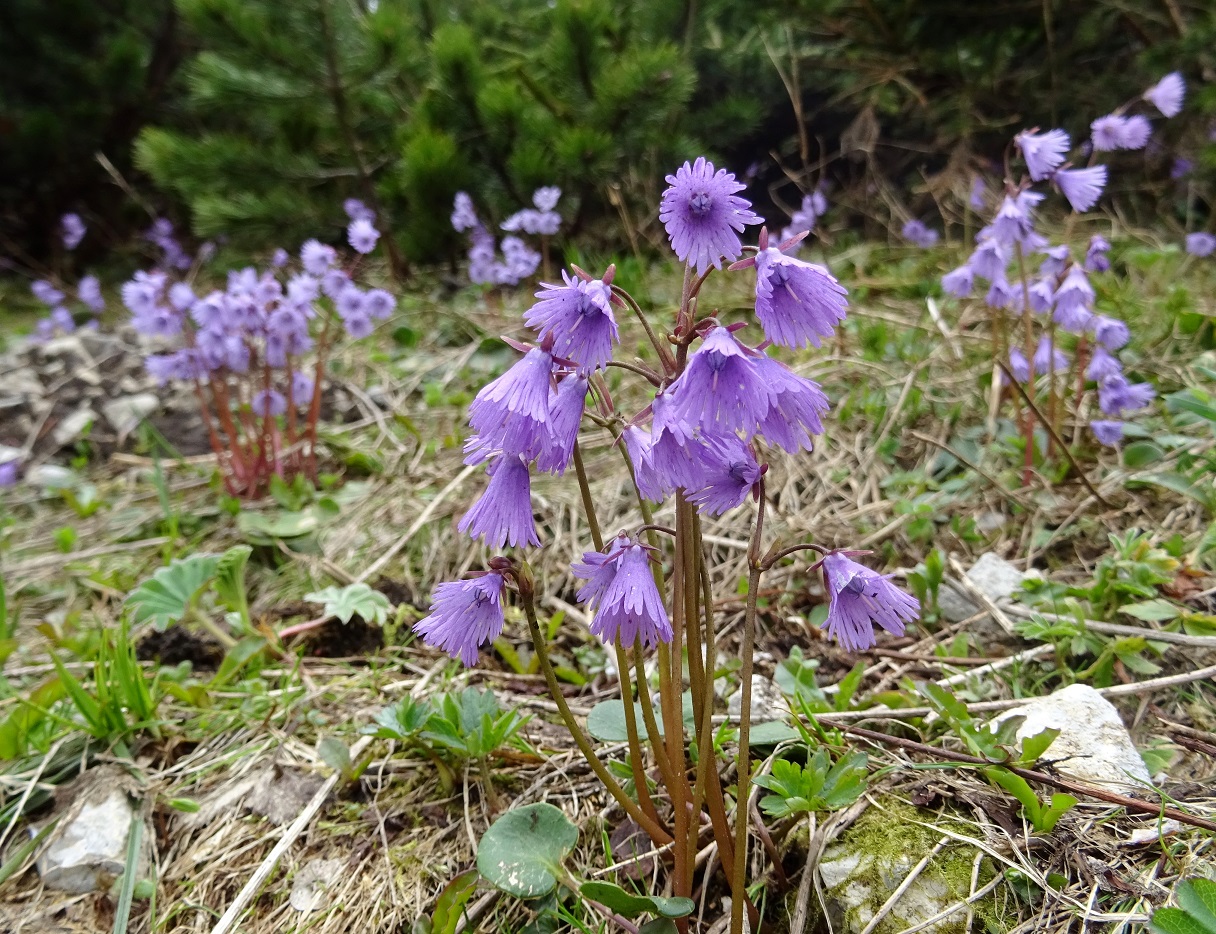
[3,0,1215,266]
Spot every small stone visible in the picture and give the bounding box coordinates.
[36,782,144,894]
[0,367,44,398]
[101,393,160,435]
[52,407,96,448]
[727,676,790,722]
[989,684,1153,793]
[26,464,76,489]
[38,335,89,362]
[975,511,1006,534]
[938,553,1032,623]
[289,858,346,912]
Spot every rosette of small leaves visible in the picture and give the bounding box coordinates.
[752,749,869,819]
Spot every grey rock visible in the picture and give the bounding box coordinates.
[0,366,43,398]
[36,788,140,894]
[26,464,75,489]
[819,842,966,934]
[102,393,159,434]
[990,684,1153,793]
[727,675,790,722]
[0,444,23,465]
[37,335,89,363]
[938,552,1032,622]
[290,858,346,912]
[52,407,96,448]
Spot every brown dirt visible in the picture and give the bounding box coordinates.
[136,624,224,670]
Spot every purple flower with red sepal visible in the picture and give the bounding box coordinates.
[414,572,508,665]
[821,552,919,652]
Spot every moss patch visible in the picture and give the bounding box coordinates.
[816,799,999,934]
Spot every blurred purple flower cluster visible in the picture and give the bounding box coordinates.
[939,74,1186,452]
[119,209,395,495]
[450,189,558,286]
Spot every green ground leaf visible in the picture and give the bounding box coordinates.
[125,555,221,630]
[1122,441,1165,468]
[1176,878,1216,933]
[476,803,578,898]
[431,870,479,934]
[1121,599,1180,622]
[304,583,391,626]
[1149,908,1213,934]
[579,881,693,919]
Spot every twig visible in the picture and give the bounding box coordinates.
[1002,604,1216,648]
[946,555,1017,634]
[934,643,1056,688]
[209,736,373,934]
[858,837,949,934]
[353,463,479,583]
[996,359,1111,507]
[833,724,1216,832]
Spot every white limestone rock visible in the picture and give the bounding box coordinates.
[990,683,1153,794]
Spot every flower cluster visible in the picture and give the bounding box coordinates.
[121,207,396,495]
[29,273,106,341]
[61,213,86,251]
[416,157,917,666]
[780,189,828,248]
[450,189,556,286]
[145,218,196,271]
[939,75,1185,449]
[902,219,940,248]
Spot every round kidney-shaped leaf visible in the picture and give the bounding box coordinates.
[477,803,578,898]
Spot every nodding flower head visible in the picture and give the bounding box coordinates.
[659,157,761,275]
[820,552,919,652]
[1086,346,1122,382]
[969,237,1009,283]
[685,437,762,516]
[780,191,827,247]
[901,219,939,248]
[347,218,380,254]
[1033,336,1068,375]
[1015,128,1070,181]
[467,347,556,461]
[451,193,480,232]
[1090,420,1124,447]
[1143,72,1185,118]
[61,213,86,251]
[941,264,973,298]
[1053,166,1107,213]
[1098,374,1155,416]
[1008,348,1030,383]
[749,238,848,349]
[1091,114,1151,152]
[301,239,336,276]
[1091,315,1130,351]
[1186,232,1216,258]
[665,326,771,438]
[457,453,540,549]
[535,374,588,476]
[1084,235,1111,273]
[414,572,508,666]
[524,271,618,370]
[573,537,672,649]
